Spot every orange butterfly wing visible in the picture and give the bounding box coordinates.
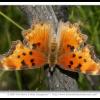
[58,46,100,75]
[57,22,87,55]
[22,22,52,55]
[0,22,52,70]
[0,41,47,70]
[57,22,100,75]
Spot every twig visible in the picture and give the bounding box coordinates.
[0,11,24,31]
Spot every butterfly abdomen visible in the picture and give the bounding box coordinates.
[48,37,57,66]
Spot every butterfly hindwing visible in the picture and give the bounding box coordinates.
[58,45,100,75]
[0,41,47,70]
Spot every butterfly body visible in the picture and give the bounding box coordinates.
[0,22,100,75]
[48,34,58,68]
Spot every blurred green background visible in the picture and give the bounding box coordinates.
[0,6,100,90]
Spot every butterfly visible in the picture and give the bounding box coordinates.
[0,21,100,75]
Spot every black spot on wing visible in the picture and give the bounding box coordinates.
[84,59,87,62]
[32,42,41,49]
[67,44,75,51]
[67,44,71,48]
[70,61,73,65]
[21,60,26,66]
[17,55,20,58]
[22,52,26,56]
[72,54,76,58]
[29,51,33,55]
[68,65,71,68]
[30,59,34,63]
[70,46,75,51]
[79,56,82,59]
[32,44,37,49]
[77,63,82,69]
[37,42,41,46]
[32,63,35,66]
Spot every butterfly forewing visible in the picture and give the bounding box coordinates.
[22,22,52,56]
[57,21,87,55]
